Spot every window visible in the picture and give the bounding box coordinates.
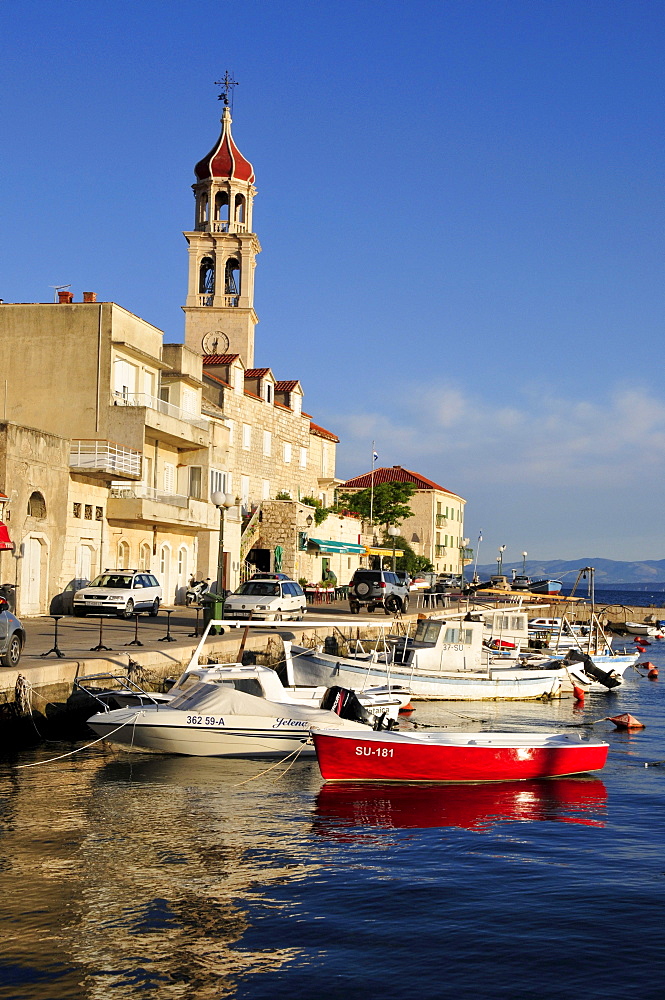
[262,479,270,500]
[189,467,202,499]
[299,447,307,469]
[163,462,176,494]
[118,540,130,569]
[283,442,291,464]
[240,475,250,506]
[210,469,229,496]
[28,492,47,518]
[143,455,153,489]
[95,506,103,521]
[242,423,251,451]
[139,542,151,571]
[143,371,156,398]
[113,359,137,400]
[264,382,273,403]
[199,256,215,305]
[84,504,93,520]
[263,430,272,457]
[159,385,170,404]
[73,502,81,518]
[182,388,198,414]
[292,393,302,415]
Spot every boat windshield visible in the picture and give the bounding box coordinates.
[235,582,280,597]
[414,620,443,645]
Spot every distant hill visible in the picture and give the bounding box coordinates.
[474,558,665,589]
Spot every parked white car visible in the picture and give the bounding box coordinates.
[73,570,162,618]
[223,579,306,621]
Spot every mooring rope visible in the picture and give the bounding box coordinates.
[230,742,308,787]
[15,714,141,769]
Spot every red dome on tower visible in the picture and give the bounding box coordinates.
[194,106,255,184]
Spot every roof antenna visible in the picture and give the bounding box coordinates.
[49,284,71,303]
[215,71,238,113]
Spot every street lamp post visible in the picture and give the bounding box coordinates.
[387,525,399,571]
[522,550,528,575]
[498,544,506,576]
[211,491,236,611]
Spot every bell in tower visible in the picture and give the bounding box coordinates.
[183,79,261,367]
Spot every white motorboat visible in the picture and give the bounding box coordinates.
[289,617,563,701]
[85,619,407,757]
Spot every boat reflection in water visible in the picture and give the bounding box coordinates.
[314,777,607,835]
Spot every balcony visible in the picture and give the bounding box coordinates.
[110,392,210,450]
[436,515,448,527]
[107,485,218,530]
[195,220,247,234]
[435,545,447,557]
[111,392,208,431]
[70,440,142,480]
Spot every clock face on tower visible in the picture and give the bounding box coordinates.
[201,331,229,355]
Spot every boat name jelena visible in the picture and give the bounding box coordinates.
[274,718,310,729]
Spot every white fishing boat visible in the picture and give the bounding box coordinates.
[289,617,564,701]
[623,621,663,637]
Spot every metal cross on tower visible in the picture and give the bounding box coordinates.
[215,72,238,108]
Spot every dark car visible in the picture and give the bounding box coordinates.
[0,596,25,667]
[348,569,410,615]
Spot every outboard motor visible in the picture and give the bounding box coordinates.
[320,686,374,726]
[564,649,622,690]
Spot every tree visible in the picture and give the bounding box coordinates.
[336,481,416,527]
[382,533,434,576]
[301,496,329,526]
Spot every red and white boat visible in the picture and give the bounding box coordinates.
[311,727,609,782]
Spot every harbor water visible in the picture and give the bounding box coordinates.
[1,635,664,999]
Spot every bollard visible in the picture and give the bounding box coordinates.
[41,616,65,659]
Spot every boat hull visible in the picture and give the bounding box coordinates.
[291,646,562,701]
[312,729,609,782]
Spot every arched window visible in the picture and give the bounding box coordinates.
[139,542,151,571]
[117,539,130,569]
[177,546,188,585]
[224,257,240,305]
[27,491,46,518]
[199,256,215,306]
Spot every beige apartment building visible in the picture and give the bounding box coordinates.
[341,466,469,576]
[0,96,361,612]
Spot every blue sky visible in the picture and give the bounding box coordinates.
[2,0,664,561]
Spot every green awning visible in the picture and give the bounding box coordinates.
[308,538,365,555]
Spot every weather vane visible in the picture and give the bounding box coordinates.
[215,72,238,109]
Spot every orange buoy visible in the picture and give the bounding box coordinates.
[648,667,659,680]
[609,713,645,730]
[399,703,414,713]
[573,685,586,702]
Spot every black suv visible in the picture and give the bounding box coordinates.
[349,569,410,615]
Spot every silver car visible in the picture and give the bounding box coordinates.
[73,570,162,618]
[223,579,306,621]
[0,597,25,667]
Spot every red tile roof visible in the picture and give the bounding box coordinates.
[244,368,272,378]
[274,380,301,392]
[310,421,340,443]
[194,107,255,184]
[203,354,241,365]
[342,465,462,497]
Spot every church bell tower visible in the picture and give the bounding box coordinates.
[183,79,260,366]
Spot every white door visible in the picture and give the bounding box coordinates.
[159,545,172,603]
[78,543,94,583]
[22,536,44,615]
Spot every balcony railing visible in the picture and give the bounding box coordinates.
[195,220,247,234]
[70,439,142,478]
[111,391,209,431]
[110,485,189,508]
[436,515,448,527]
[435,545,447,557]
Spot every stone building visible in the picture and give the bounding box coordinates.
[341,465,469,576]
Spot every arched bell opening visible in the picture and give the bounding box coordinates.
[234,194,246,226]
[199,256,215,306]
[224,258,241,306]
[215,192,230,231]
[197,193,209,228]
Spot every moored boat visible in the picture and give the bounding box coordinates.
[312,728,609,782]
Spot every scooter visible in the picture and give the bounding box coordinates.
[186,578,211,606]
